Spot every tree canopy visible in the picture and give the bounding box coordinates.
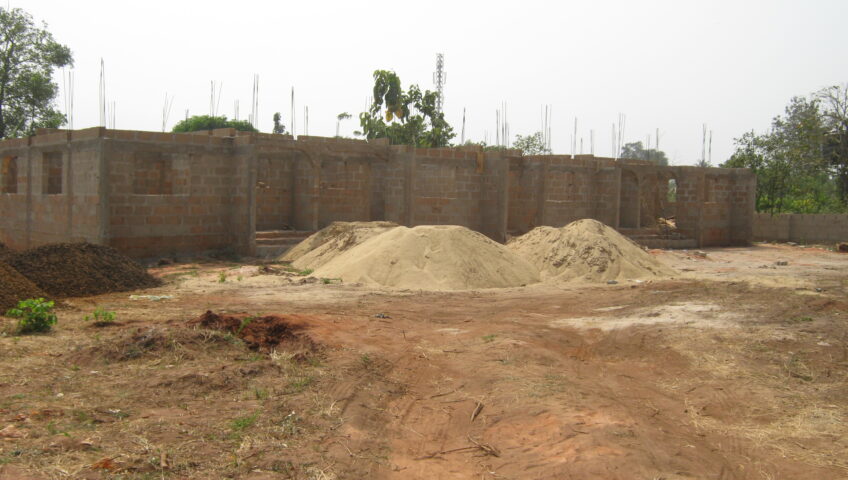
[357,70,454,148]
[171,115,257,133]
[0,7,73,139]
[513,132,551,155]
[272,112,286,134]
[620,141,668,166]
[723,87,847,213]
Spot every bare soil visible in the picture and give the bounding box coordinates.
[1,243,847,479]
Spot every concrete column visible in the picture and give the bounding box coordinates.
[403,150,415,226]
[613,168,622,229]
[64,136,74,241]
[536,159,548,227]
[97,137,111,246]
[311,154,321,231]
[25,141,32,248]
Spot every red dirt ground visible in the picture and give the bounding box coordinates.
[0,243,846,479]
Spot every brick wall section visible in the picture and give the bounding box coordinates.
[0,131,103,250]
[104,137,242,258]
[753,213,848,244]
[0,128,757,257]
[255,153,294,230]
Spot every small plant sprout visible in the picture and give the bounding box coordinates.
[482,334,496,343]
[237,316,255,336]
[85,306,116,325]
[6,298,57,333]
[218,271,227,283]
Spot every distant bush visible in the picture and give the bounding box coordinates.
[172,115,257,133]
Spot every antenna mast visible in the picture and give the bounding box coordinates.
[433,53,446,114]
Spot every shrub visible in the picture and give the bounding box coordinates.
[6,298,57,333]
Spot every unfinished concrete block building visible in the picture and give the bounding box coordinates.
[0,128,756,258]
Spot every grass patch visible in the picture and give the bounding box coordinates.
[785,316,813,324]
[228,411,260,440]
[286,375,314,394]
[481,334,497,343]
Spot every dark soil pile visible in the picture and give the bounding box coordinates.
[189,311,319,354]
[5,243,160,297]
[0,242,13,263]
[0,262,49,311]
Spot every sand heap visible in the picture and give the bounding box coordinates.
[281,221,399,270]
[508,219,676,283]
[0,262,49,311]
[6,243,161,298]
[309,225,540,290]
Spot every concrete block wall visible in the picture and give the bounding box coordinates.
[753,213,848,244]
[255,153,294,231]
[0,128,757,257]
[103,135,244,258]
[510,156,624,232]
[0,130,103,250]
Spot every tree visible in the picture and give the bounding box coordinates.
[171,115,257,133]
[335,111,350,137]
[513,132,551,155]
[817,84,848,205]
[620,141,669,165]
[723,95,843,213]
[357,70,455,147]
[0,7,73,139]
[272,112,286,134]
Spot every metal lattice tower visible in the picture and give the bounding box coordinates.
[433,53,446,114]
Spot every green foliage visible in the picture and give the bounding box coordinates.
[620,141,669,166]
[724,92,847,213]
[218,271,227,283]
[272,112,286,134]
[335,111,351,137]
[84,306,116,324]
[0,7,73,139]
[817,84,848,206]
[171,115,257,133]
[481,334,496,343]
[357,70,455,148]
[513,132,552,155]
[6,298,57,333]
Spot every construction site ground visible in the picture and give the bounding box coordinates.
[1,243,847,480]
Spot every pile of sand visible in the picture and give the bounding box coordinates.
[282,221,399,270]
[508,219,676,283]
[311,225,540,290]
[6,243,161,297]
[0,262,49,311]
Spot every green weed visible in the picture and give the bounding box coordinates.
[230,411,260,433]
[84,306,116,324]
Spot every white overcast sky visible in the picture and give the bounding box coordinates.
[16,0,848,165]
